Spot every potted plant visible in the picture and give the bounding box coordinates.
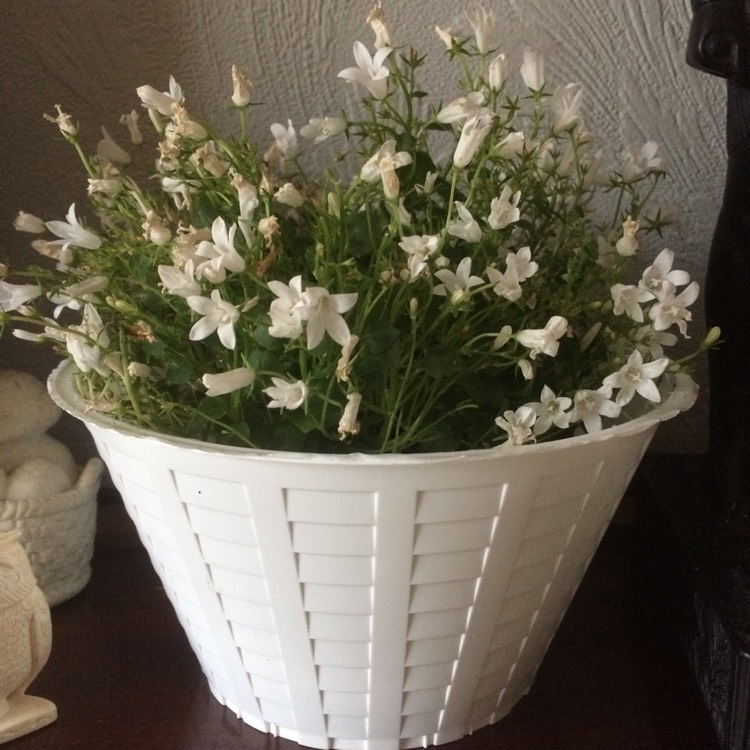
[0,4,715,748]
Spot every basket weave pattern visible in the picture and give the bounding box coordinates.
[86,428,649,750]
[0,458,103,606]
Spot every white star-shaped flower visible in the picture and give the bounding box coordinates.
[268,276,305,340]
[263,377,308,410]
[639,248,691,299]
[136,75,182,116]
[621,141,666,182]
[187,289,240,349]
[551,83,584,134]
[65,303,111,375]
[399,234,441,280]
[633,325,678,359]
[195,216,246,283]
[529,386,572,435]
[570,386,621,433]
[495,405,536,446]
[0,281,42,312]
[433,257,484,304]
[648,281,700,337]
[360,140,412,199]
[436,92,486,124]
[487,186,522,230]
[300,117,346,144]
[338,41,392,100]
[294,285,358,349]
[46,203,102,253]
[516,316,568,359]
[158,260,201,299]
[446,202,482,243]
[611,283,653,323]
[603,350,669,406]
[48,275,109,319]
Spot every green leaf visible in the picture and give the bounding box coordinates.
[414,351,462,377]
[345,211,383,258]
[198,396,227,420]
[166,357,194,384]
[362,319,401,354]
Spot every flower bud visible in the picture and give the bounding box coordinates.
[128,362,153,379]
[488,53,507,91]
[14,211,46,233]
[274,183,305,208]
[466,5,495,55]
[615,217,639,257]
[202,367,255,397]
[492,325,513,351]
[703,326,721,347]
[422,171,437,195]
[518,359,534,380]
[171,104,208,141]
[327,192,341,218]
[107,296,138,314]
[338,392,362,440]
[520,46,545,91]
[453,113,493,169]
[143,211,172,245]
[258,216,280,241]
[97,126,132,165]
[367,3,391,49]
[44,105,77,136]
[120,110,144,145]
[434,25,457,50]
[231,65,252,107]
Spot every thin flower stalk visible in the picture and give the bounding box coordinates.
[0,4,712,453]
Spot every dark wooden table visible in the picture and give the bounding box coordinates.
[10,488,721,750]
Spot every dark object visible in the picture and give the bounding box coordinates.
[688,0,750,87]
[641,455,749,750]
[688,0,750,527]
[660,4,750,749]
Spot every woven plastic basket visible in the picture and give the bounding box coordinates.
[0,458,103,606]
[49,361,696,749]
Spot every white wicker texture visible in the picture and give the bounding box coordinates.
[0,458,103,606]
[48,362,695,749]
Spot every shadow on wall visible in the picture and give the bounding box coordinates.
[0,0,189,463]
[0,0,368,464]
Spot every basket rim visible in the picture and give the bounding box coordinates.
[48,359,697,466]
[0,457,103,519]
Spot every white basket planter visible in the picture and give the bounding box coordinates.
[0,458,103,606]
[48,362,696,749]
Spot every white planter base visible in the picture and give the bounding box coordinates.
[49,363,696,749]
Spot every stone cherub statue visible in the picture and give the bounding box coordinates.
[687,0,750,527]
[0,530,56,743]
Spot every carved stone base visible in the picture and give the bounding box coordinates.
[0,694,57,744]
[639,454,750,750]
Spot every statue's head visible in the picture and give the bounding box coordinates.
[688,0,750,86]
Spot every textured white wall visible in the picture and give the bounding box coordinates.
[0,0,725,456]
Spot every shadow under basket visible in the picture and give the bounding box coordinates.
[48,361,696,750]
[0,458,104,606]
